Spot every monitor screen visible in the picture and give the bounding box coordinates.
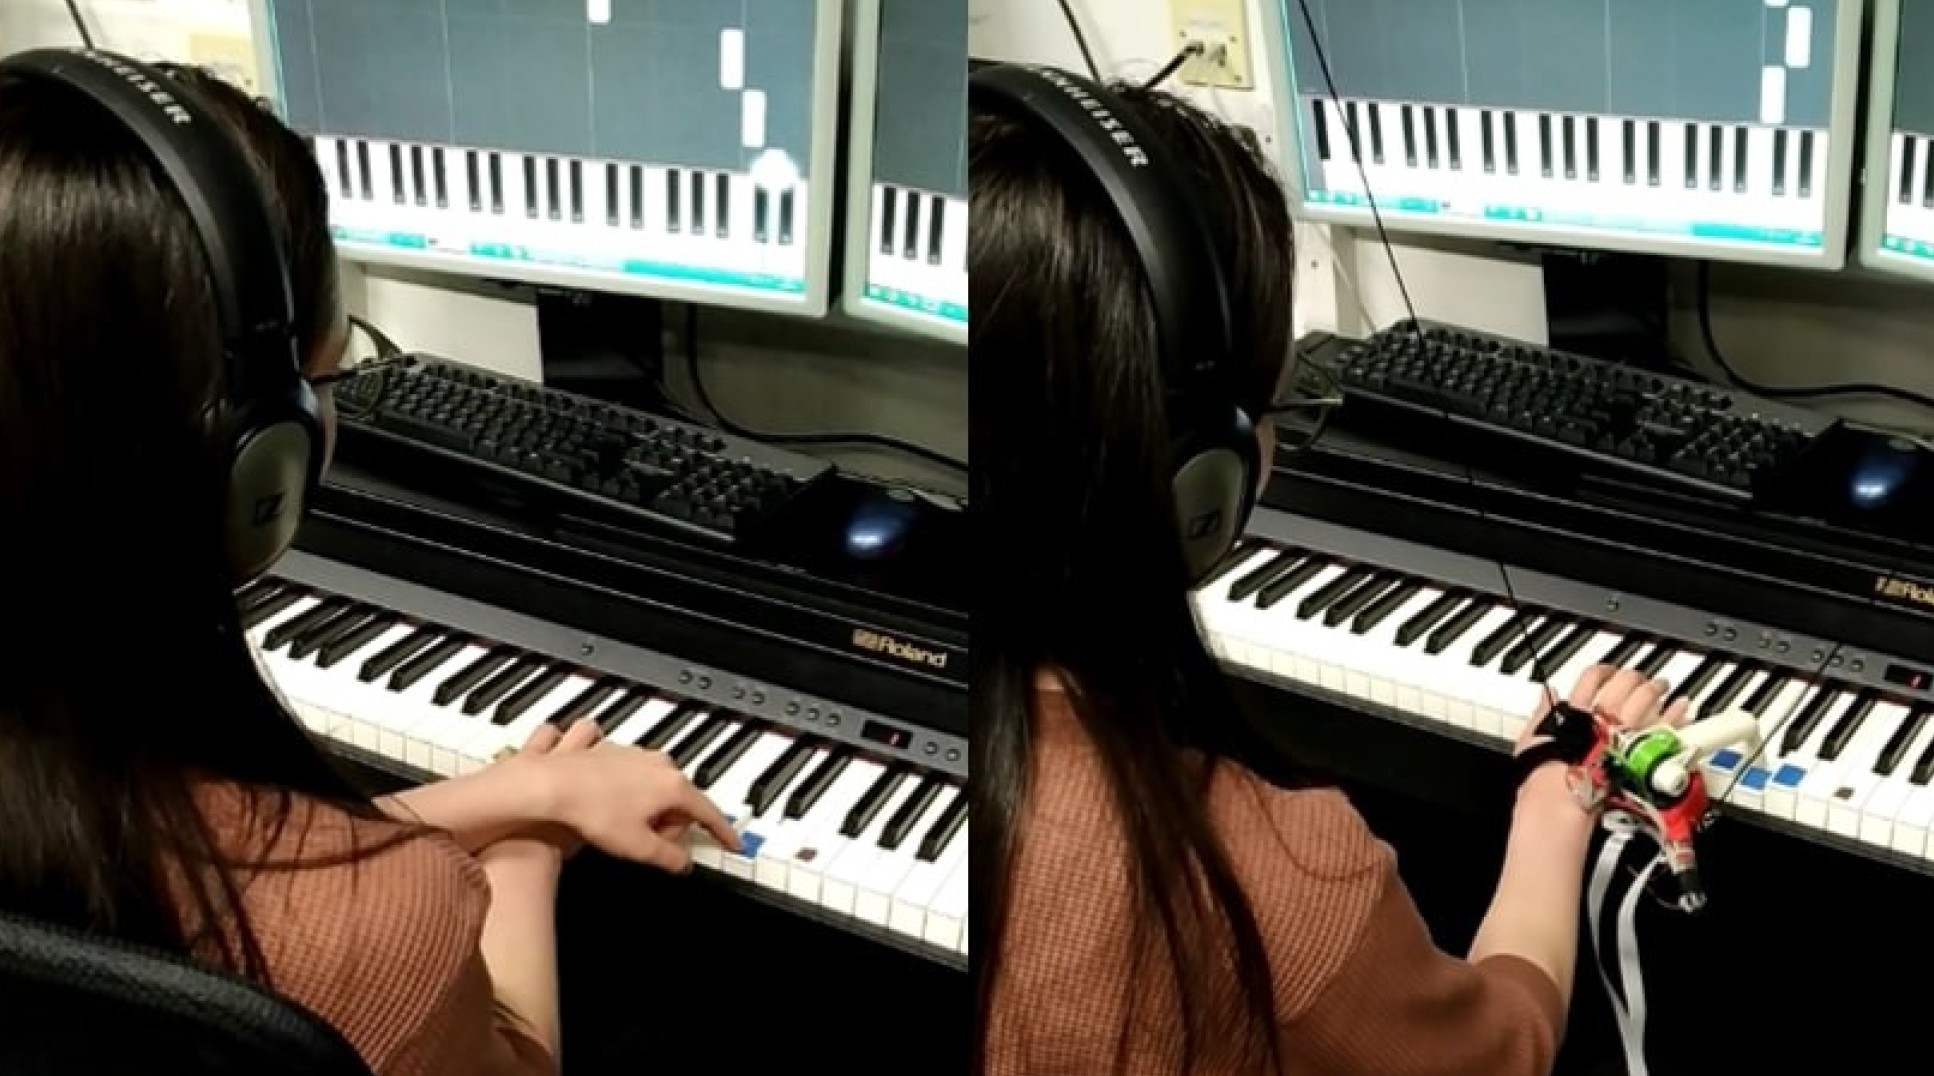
[1859,0,1934,283]
[1263,0,1862,268]
[252,0,842,316]
[840,0,967,344]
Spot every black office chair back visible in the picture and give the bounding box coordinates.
[0,906,374,1076]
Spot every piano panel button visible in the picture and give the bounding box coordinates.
[1254,557,1327,611]
[432,646,518,708]
[787,745,856,821]
[494,663,573,726]
[1312,100,1332,161]
[749,736,820,817]
[781,757,882,902]
[695,722,764,789]
[1322,572,1398,628]
[265,597,349,653]
[1421,598,1490,657]
[1295,565,1368,621]
[242,587,304,630]
[1393,590,1463,648]
[821,766,921,915]
[1351,580,1422,635]
[1446,107,1462,170]
[639,699,705,750]
[667,711,732,767]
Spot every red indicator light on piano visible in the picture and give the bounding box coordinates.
[860,719,911,749]
[1885,664,1932,691]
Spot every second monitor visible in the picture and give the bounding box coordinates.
[254,0,844,317]
[1262,0,1865,268]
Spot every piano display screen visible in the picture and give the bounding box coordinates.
[1865,0,1934,280]
[842,0,967,343]
[1273,0,1860,267]
[253,0,841,316]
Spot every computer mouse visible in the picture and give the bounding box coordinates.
[844,487,923,562]
[1850,436,1923,510]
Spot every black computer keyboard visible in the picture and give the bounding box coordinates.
[333,355,832,543]
[1329,320,1838,500]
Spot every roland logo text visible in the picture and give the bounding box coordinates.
[1875,574,1934,609]
[852,628,950,671]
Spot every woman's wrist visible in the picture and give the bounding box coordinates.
[1514,762,1597,839]
[493,751,571,829]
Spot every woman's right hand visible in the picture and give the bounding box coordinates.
[527,719,741,873]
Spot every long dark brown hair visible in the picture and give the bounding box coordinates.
[0,61,389,983]
[970,80,1300,1073]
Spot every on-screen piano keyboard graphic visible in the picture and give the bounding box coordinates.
[1195,512,1934,871]
[863,183,967,325]
[314,134,810,297]
[1881,129,1934,262]
[239,572,967,963]
[1302,97,1830,248]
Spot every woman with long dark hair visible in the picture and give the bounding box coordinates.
[970,74,1683,1074]
[0,57,734,1075]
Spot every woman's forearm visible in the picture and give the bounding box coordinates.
[478,842,563,1054]
[1467,768,1596,1010]
[377,757,560,853]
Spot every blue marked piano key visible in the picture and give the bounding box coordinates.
[1773,764,1807,788]
[1710,748,1742,772]
[1742,767,1769,791]
[740,831,766,858]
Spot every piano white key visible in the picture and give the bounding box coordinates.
[819,773,920,916]
[1813,699,1898,838]
[318,623,421,750]
[856,783,952,926]
[693,729,796,875]
[605,694,680,747]
[1886,716,1934,857]
[889,812,966,942]
[1791,691,1860,829]
[926,855,969,954]
[781,757,886,901]
[1757,681,1830,821]
[1849,702,1921,847]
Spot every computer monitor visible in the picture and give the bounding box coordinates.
[1259,0,1865,269]
[839,0,967,344]
[1857,0,1934,283]
[251,0,844,317]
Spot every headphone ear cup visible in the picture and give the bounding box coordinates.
[223,414,317,583]
[1172,406,1259,584]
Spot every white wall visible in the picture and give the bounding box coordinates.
[972,0,1934,436]
[2,0,969,492]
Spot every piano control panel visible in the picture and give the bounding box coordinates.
[277,551,968,781]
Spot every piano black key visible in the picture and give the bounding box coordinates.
[237,578,279,604]
[1470,611,1534,668]
[594,687,653,734]
[1922,139,1934,208]
[389,635,467,692]
[691,171,706,234]
[1732,127,1747,194]
[466,151,482,212]
[411,146,427,206]
[1708,124,1723,191]
[496,663,572,726]
[356,142,372,200]
[1394,590,1463,648]
[433,647,518,708]
[606,163,621,227]
[917,789,967,862]
[433,148,448,207]
[1312,100,1332,160]
[1646,121,1661,186]
[1538,113,1554,177]
[548,677,620,728]
[1531,622,1595,681]
[1819,691,1877,762]
[695,722,763,789]
[842,765,910,838]
[666,170,681,233]
[241,588,302,631]
[569,160,583,222]
[1773,129,1789,196]
[1500,617,1566,677]
[880,187,898,254]
[1345,101,1362,153]
[786,746,853,820]
[264,598,347,652]
[750,737,819,817]
[1911,719,1934,784]
[546,158,562,220]
[1368,104,1385,163]
[1668,655,1727,707]
[1798,131,1814,198]
[902,191,920,259]
[878,774,943,851]
[1400,104,1417,167]
[1505,112,1519,174]
[464,655,545,717]
[1229,551,1298,603]
[1599,633,1647,669]
[1703,663,1757,715]
[1561,115,1575,179]
[716,173,731,238]
[1780,687,1837,753]
[1896,136,1913,203]
[389,144,405,203]
[1324,573,1397,628]
[1621,120,1636,184]
[1881,706,1932,777]
[629,165,644,229]
[640,700,704,750]
[1198,539,1263,591]
[523,157,538,218]
[1422,599,1489,656]
[1743,673,1788,714]
[1446,107,1461,170]
[1585,117,1599,181]
[334,141,352,198]
[1257,559,1325,610]
[1481,110,1496,173]
[1296,567,1369,620]
[1423,106,1438,169]
[668,713,731,767]
[289,606,375,662]
[926,197,945,264]
[1351,580,1423,635]
[779,190,795,245]
[1634,643,1677,678]
[754,187,770,243]
[361,626,441,684]
[1683,124,1698,189]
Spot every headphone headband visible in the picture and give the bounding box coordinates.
[0,49,299,380]
[968,64,1234,397]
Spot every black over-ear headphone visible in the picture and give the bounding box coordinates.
[0,49,322,583]
[968,63,1259,583]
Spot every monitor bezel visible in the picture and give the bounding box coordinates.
[248,0,845,317]
[837,0,967,346]
[1255,0,1865,270]
[1854,0,1934,284]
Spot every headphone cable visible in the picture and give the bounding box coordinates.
[63,0,93,48]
